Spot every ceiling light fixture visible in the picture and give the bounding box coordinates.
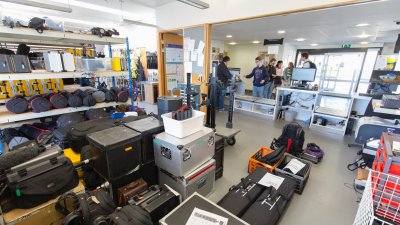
[360,41,369,45]
[0,0,72,13]
[358,33,371,38]
[296,38,306,42]
[177,0,209,9]
[229,42,237,45]
[356,23,370,27]
[226,35,232,38]
[278,30,286,34]
[252,41,260,44]
[310,43,319,46]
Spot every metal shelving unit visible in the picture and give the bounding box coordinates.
[0,27,135,153]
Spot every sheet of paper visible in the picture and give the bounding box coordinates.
[186,207,228,225]
[166,64,177,74]
[394,141,400,153]
[258,173,284,190]
[188,39,195,51]
[197,53,204,67]
[184,38,190,50]
[191,51,198,62]
[197,40,205,53]
[267,45,280,54]
[283,159,306,175]
[184,61,193,74]
[184,50,191,62]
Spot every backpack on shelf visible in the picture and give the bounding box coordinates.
[276,122,305,157]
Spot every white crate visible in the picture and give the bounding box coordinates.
[161,110,205,138]
[353,170,397,225]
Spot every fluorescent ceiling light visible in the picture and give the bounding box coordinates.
[229,42,237,45]
[360,41,369,44]
[358,33,371,38]
[0,0,72,13]
[252,41,260,44]
[296,38,306,42]
[356,23,369,27]
[310,43,319,46]
[278,30,286,34]
[177,0,209,9]
[226,35,232,38]
[123,19,157,28]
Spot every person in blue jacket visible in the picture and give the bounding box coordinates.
[245,57,269,97]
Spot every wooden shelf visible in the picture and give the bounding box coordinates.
[0,100,130,124]
[0,26,125,45]
[0,70,129,81]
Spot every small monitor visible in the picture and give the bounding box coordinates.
[291,68,317,82]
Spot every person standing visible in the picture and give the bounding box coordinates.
[299,52,316,68]
[284,62,294,84]
[272,60,284,98]
[265,58,276,99]
[217,56,233,111]
[245,57,269,97]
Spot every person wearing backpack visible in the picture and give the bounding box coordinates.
[300,52,316,69]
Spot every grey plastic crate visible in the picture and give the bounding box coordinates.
[274,154,311,194]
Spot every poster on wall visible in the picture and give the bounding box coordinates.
[165,44,183,64]
[166,74,178,90]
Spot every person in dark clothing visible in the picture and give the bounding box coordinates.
[265,58,276,99]
[245,57,269,97]
[216,56,233,111]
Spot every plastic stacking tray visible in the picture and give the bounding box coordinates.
[248,147,284,173]
[274,153,311,194]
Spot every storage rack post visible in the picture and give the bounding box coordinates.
[126,37,135,110]
[109,43,116,87]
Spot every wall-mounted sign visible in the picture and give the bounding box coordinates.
[342,42,351,49]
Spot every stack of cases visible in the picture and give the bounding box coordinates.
[214,135,225,180]
[87,126,143,201]
[154,127,216,201]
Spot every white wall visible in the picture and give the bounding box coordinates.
[281,43,297,67]
[156,0,358,30]
[227,44,268,90]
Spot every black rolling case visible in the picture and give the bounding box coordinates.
[5,145,79,210]
[87,126,141,180]
[140,184,180,224]
[124,116,164,164]
[240,170,297,225]
[68,118,116,153]
[218,167,268,217]
[157,96,182,120]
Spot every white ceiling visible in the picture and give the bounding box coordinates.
[0,0,158,30]
[212,0,400,46]
[128,0,176,8]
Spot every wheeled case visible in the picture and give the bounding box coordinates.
[0,54,13,73]
[153,127,215,177]
[158,159,215,201]
[61,52,75,72]
[124,116,164,164]
[11,55,31,73]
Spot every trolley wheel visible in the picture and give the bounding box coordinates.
[226,137,236,146]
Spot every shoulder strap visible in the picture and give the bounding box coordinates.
[56,192,80,216]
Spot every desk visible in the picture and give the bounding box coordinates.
[372,99,400,116]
